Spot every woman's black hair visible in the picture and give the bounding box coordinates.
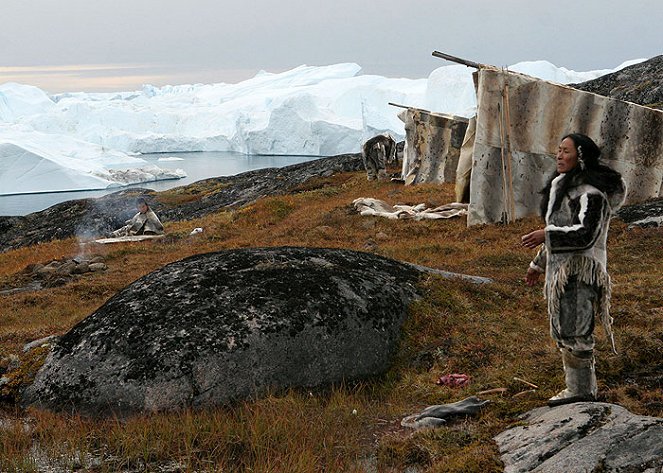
[539,133,623,219]
[136,197,149,209]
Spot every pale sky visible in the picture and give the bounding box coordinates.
[1,0,662,93]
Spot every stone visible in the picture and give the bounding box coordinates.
[35,266,57,277]
[23,247,422,416]
[494,402,663,473]
[71,262,90,274]
[56,261,76,275]
[23,335,59,353]
[617,198,663,228]
[29,263,45,274]
[88,263,107,272]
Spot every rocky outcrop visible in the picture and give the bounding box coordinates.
[494,402,663,472]
[0,154,363,252]
[572,55,663,110]
[617,198,663,228]
[23,247,421,415]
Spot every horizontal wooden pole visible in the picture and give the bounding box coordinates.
[432,51,486,69]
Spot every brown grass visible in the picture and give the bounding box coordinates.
[1,171,662,472]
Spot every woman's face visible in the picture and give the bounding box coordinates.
[556,137,579,173]
[137,202,149,214]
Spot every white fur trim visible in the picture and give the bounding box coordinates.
[545,193,589,233]
[529,261,544,273]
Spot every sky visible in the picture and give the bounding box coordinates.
[1,0,662,93]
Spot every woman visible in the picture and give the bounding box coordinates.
[521,133,626,406]
[111,197,164,237]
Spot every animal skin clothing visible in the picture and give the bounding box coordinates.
[529,173,626,354]
[112,209,164,237]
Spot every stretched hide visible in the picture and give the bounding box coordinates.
[399,108,468,185]
[469,68,663,225]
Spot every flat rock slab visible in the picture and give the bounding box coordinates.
[23,247,421,416]
[494,402,663,473]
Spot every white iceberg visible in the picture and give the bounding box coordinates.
[0,126,185,195]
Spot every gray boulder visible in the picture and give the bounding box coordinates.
[23,247,421,415]
[494,402,663,472]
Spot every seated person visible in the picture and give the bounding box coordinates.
[111,197,164,237]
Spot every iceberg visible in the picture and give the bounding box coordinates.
[0,126,185,195]
[0,59,639,195]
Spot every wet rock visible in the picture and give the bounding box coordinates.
[23,247,421,415]
[494,402,663,473]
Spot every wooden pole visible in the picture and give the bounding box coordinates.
[388,103,470,123]
[498,100,510,224]
[503,84,517,222]
[431,51,487,69]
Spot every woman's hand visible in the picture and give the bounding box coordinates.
[521,229,545,249]
[524,267,542,286]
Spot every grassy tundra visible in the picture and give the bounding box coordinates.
[1,170,661,472]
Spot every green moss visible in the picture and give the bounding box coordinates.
[0,346,49,402]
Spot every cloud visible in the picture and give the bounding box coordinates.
[0,64,265,92]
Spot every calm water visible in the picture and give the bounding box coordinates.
[0,151,319,216]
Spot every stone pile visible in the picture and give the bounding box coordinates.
[28,255,107,287]
[0,256,109,296]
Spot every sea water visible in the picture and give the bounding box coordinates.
[0,151,319,216]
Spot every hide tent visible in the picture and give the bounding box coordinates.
[400,52,663,226]
[468,66,663,226]
[394,104,469,186]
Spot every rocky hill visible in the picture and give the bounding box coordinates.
[572,55,663,109]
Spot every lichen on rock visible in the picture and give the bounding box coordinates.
[23,247,422,416]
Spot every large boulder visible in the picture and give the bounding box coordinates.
[23,247,421,415]
[494,402,663,472]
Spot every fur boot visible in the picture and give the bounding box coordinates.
[548,349,597,407]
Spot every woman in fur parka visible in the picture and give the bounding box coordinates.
[521,133,626,407]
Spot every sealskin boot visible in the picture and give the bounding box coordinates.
[548,349,597,407]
